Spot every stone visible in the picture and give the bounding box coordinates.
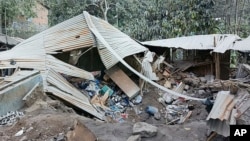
[26,127,34,132]
[184,85,190,90]
[20,136,27,141]
[198,90,206,95]
[199,77,207,83]
[56,133,65,141]
[133,122,158,138]
[162,93,173,104]
[127,135,141,141]
[154,112,161,120]
[176,75,182,80]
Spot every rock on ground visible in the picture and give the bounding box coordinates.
[133,122,158,138]
[127,135,141,141]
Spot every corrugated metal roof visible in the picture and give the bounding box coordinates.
[83,12,148,69]
[0,35,21,46]
[231,36,250,51]
[206,91,235,137]
[142,34,240,52]
[213,34,241,53]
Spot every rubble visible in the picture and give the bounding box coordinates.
[127,135,141,141]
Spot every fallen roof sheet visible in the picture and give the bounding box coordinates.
[142,34,240,52]
[206,91,235,137]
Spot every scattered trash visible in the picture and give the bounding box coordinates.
[154,112,161,120]
[145,106,159,116]
[133,95,142,104]
[15,127,24,136]
[0,111,24,126]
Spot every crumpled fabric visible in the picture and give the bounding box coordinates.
[141,51,159,81]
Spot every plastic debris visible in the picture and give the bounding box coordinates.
[15,128,24,136]
[145,106,159,115]
[133,95,142,104]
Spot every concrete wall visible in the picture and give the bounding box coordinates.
[0,73,43,115]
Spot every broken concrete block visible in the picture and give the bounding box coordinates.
[133,122,158,137]
[127,135,141,141]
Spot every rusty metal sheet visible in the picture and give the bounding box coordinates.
[105,65,140,99]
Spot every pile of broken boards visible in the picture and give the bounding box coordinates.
[154,61,250,137]
[67,74,143,123]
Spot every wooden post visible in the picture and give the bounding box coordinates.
[215,53,220,79]
[214,37,220,79]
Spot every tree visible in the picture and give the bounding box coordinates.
[213,0,250,37]
[0,0,36,34]
[43,0,220,41]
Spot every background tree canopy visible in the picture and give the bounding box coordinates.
[0,0,36,33]
[1,0,250,40]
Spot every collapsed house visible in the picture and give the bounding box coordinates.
[1,10,250,139]
[0,11,205,121]
[142,34,241,80]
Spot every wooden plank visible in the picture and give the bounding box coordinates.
[105,65,140,99]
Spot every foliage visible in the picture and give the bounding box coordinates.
[45,0,219,41]
[213,0,250,38]
[0,0,36,28]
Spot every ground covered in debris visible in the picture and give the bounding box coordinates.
[0,100,209,141]
[0,85,228,141]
